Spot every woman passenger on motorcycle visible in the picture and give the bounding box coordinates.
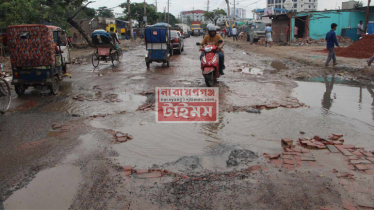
[200,26,225,75]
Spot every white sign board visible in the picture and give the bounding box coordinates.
[264,7,274,15]
[284,0,293,11]
[143,16,147,22]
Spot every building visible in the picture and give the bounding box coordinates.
[267,0,318,12]
[180,10,206,23]
[268,6,374,42]
[224,7,246,19]
[342,1,363,9]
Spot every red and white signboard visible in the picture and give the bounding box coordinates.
[156,87,219,123]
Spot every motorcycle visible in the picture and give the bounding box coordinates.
[196,41,222,87]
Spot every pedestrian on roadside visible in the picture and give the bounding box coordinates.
[357,20,364,40]
[249,24,255,45]
[294,25,299,39]
[223,28,227,39]
[232,26,238,41]
[265,23,273,47]
[286,24,290,42]
[368,55,374,66]
[325,23,340,68]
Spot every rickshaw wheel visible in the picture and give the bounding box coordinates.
[50,76,59,95]
[15,84,26,96]
[111,52,119,67]
[146,62,150,68]
[92,52,99,67]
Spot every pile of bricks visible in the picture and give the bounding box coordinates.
[299,134,345,150]
[264,146,314,170]
[72,94,122,103]
[114,131,134,143]
[337,35,354,43]
[256,38,266,45]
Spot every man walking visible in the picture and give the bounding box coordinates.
[232,26,238,41]
[222,28,227,39]
[294,25,299,39]
[325,23,340,68]
[249,24,255,44]
[357,21,364,40]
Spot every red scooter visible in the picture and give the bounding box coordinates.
[196,42,222,87]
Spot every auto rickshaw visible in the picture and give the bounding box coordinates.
[8,24,71,95]
[145,23,172,68]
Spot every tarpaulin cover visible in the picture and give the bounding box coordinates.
[7,24,56,68]
[91,30,112,44]
[145,27,168,43]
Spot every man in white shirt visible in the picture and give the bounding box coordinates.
[357,21,364,40]
[231,26,238,41]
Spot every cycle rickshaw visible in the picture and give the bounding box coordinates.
[91,30,122,68]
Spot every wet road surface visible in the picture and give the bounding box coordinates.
[1,37,374,209]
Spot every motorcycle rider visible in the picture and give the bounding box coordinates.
[200,26,225,75]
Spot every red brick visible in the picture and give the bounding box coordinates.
[124,171,132,176]
[362,152,373,157]
[355,164,368,171]
[122,166,133,172]
[292,148,302,153]
[283,164,295,170]
[293,155,301,161]
[335,145,354,156]
[348,156,359,160]
[344,145,356,149]
[269,154,281,159]
[365,170,374,175]
[346,164,355,170]
[350,160,371,164]
[281,138,293,146]
[283,159,295,165]
[282,155,293,159]
[342,200,357,210]
[365,164,374,169]
[284,148,294,152]
[272,159,283,165]
[332,134,343,137]
[366,157,374,163]
[317,145,327,149]
[138,171,162,178]
[301,148,310,153]
[117,137,128,142]
[250,165,261,170]
[127,135,134,140]
[136,169,149,174]
[352,151,363,156]
[308,161,318,167]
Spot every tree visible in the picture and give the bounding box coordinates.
[97,6,114,18]
[203,9,227,26]
[120,2,158,27]
[186,16,192,26]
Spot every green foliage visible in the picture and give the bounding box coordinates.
[0,0,89,29]
[203,9,227,25]
[97,6,114,18]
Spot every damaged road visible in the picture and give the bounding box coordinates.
[1,37,374,210]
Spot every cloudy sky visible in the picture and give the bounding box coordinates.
[88,0,373,18]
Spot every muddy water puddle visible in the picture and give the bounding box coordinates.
[91,108,374,172]
[4,164,81,209]
[293,76,374,125]
[40,92,146,116]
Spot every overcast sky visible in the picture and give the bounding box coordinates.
[88,0,373,19]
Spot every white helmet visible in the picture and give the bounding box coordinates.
[208,25,216,32]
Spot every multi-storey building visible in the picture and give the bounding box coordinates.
[267,0,318,12]
[180,10,229,24]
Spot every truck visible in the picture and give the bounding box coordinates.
[191,21,202,36]
[175,23,190,38]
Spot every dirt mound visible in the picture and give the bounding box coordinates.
[334,35,374,59]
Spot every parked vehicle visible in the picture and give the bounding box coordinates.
[8,24,71,95]
[196,42,222,87]
[252,22,266,41]
[145,23,172,68]
[170,31,184,54]
[91,30,122,68]
[193,29,201,36]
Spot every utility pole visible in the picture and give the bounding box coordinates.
[127,0,133,40]
[144,0,147,26]
[155,0,158,22]
[207,0,210,11]
[233,0,236,22]
[168,0,170,24]
[225,0,231,27]
[365,0,371,33]
[192,6,194,21]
